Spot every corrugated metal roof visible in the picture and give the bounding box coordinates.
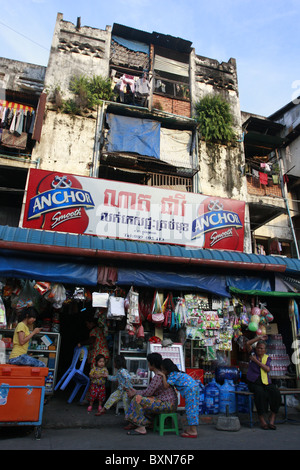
[0,224,300,275]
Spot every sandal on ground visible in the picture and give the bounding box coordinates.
[260,424,269,430]
[127,430,146,435]
[181,432,197,438]
[124,423,136,430]
[95,408,106,416]
[268,423,277,430]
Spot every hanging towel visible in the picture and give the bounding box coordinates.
[261,354,269,385]
[259,172,268,185]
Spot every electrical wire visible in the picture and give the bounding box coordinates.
[0,20,50,52]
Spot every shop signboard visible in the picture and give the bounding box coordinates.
[20,168,245,251]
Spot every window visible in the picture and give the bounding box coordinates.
[153,50,190,101]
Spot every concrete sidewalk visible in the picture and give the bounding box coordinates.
[1,391,300,451]
[42,389,300,430]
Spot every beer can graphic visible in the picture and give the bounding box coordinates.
[24,171,94,234]
[191,196,244,251]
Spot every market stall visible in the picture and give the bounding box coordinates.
[0,271,299,416]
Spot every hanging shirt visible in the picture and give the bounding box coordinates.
[259,172,268,185]
[135,78,150,95]
[15,110,24,136]
[119,74,135,93]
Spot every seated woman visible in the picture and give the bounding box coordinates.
[246,335,281,430]
[125,352,177,435]
[8,307,46,367]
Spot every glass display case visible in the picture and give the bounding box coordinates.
[117,331,150,387]
[0,329,61,394]
[118,331,149,354]
[113,331,150,413]
[124,356,149,388]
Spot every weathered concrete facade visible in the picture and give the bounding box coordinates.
[32,111,96,174]
[0,57,46,98]
[33,14,247,192]
[0,12,275,254]
[44,13,111,101]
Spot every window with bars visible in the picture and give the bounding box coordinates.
[148,172,193,192]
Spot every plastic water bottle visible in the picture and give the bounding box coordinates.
[204,379,220,414]
[219,379,236,414]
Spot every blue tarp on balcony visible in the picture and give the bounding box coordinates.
[106,114,161,159]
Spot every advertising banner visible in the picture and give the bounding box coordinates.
[20,169,245,251]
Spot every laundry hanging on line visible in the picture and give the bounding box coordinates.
[259,172,269,185]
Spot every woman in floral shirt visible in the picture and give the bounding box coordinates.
[125,353,177,435]
[79,312,110,368]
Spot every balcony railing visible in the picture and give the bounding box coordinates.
[246,173,283,198]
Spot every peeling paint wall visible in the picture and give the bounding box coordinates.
[31,12,111,176]
[32,109,95,175]
[190,50,247,202]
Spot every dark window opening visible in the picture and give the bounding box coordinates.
[0,166,27,227]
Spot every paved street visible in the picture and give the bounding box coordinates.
[1,391,300,454]
[1,418,300,453]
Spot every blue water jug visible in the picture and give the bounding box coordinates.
[235,382,250,413]
[219,379,236,414]
[198,381,205,415]
[204,379,220,415]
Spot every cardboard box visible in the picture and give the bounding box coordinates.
[266,323,278,335]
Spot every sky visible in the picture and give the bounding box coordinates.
[0,0,300,117]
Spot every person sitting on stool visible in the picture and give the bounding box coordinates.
[246,336,281,430]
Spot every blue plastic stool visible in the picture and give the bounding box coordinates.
[153,413,179,436]
[55,346,90,403]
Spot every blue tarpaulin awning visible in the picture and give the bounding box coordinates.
[112,35,149,54]
[1,225,300,294]
[226,275,272,292]
[0,252,98,285]
[117,268,230,297]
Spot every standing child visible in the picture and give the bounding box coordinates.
[96,355,132,416]
[160,358,199,438]
[87,354,108,414]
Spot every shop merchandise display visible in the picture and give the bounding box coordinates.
[267,334,290,377]
[0,280,282,364]
[0,276,297,413]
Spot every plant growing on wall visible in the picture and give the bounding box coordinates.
[62,75,116,115]
[194,94,235,144]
